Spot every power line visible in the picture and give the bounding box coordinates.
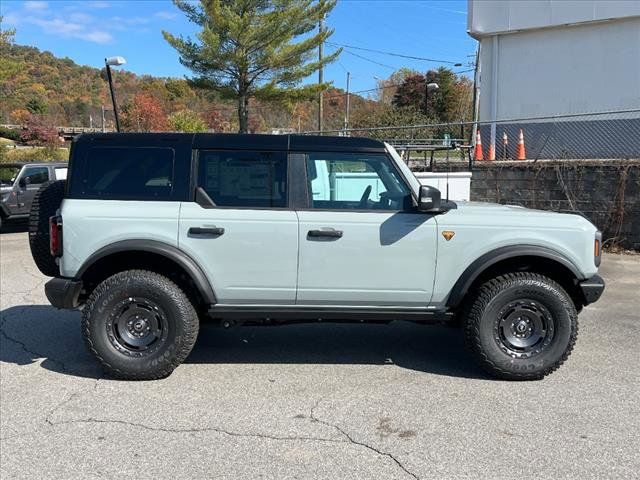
[341,49,399,71]
[327,41,462,66]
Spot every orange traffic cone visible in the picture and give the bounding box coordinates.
[488,140,495,161]
[474,129,484,161]
[516,129,526,160]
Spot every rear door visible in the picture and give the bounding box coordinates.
[179,149,299,305]
[15,165,50,215]
[296,151,438,307]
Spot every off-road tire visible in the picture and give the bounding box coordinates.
[82,270,199,380]
[463,272,578,380]
[28,180,66,277]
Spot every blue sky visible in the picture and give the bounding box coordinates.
[1,0,477,95]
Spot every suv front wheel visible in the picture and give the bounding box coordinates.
[463,272,578,380]
[82,270,199,380]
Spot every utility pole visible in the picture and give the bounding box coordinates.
[318,16,324,133]
[101,106,106,133]
[343,71,350,134]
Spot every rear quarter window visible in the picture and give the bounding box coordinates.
[54,167,67,180]
[72,147,175,200]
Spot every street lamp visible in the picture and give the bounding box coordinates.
[105,56,126,132]
[424,82,439,116]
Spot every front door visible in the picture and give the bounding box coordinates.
[179,149,299,305]
[296,152,438,307]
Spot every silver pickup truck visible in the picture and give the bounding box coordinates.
[28,133,604,381]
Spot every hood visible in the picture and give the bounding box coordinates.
[446,201,597,231]
[454,201,552,213]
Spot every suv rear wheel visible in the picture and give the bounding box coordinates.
[82,270,199,380]
[463,272,578,380]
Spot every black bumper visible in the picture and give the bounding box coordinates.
[579,274,605,305]
[45,277,83,309]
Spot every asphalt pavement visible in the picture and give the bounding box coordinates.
[1,227,639,479]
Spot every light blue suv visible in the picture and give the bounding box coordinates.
[30,133,604,380]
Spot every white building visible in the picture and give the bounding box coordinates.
[468,0,640,155]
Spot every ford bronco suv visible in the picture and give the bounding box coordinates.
[29,133,604,381]
[0,162,67,230]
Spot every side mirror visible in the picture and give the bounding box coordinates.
[18,177,29,188]
[417,185,441,212]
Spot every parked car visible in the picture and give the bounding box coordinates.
[0,162,67,230]
[29,133,604,381]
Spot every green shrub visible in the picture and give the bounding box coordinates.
[0,146,69,163]
[0,126,21,142]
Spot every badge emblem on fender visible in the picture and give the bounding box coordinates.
[442,230,455,241]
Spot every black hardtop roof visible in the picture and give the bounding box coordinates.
[1,162,67,168]
[74,132,386,153]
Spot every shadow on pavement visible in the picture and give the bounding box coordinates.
[0,222,29,234]
[0,305,487,380]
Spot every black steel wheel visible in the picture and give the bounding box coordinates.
[463,272,578,380]
[107,297,170,356]
[494,299,555,359]
[82,270,199,380]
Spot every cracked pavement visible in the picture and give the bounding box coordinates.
[1,228,639,479]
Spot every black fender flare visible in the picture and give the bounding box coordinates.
[445,245,583,308]
[0,201,11,218]
[75,239,216,304]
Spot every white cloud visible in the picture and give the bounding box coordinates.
[25,16,113,44]
[68,12,95,24]
[84,30,113,43]
[23,1,48,12]
[111,15,150,26]
[154,11,177,20]
[86,1,110,8]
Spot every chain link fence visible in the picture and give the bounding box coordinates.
[304,109,640,163]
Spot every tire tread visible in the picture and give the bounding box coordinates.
[28,180,66,277]
[81,269,199,380]
[462,272,578,381]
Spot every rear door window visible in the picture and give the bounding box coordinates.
[78,147,175,200]
[198,150,288,208]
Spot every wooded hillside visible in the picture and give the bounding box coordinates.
[0,42,472,135]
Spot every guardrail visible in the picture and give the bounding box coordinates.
[0,124,114,135]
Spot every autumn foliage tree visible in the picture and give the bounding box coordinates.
[202,107,228,132]
[392,67,473,124]
[121,92,169,132]
[19,115,59,146]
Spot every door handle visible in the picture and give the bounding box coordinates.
[188,226,225,236]
[308,228,343,238]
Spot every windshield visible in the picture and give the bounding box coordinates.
[384,142,420,196]
[0,167,21,187]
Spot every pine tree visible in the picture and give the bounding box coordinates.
[163,0,340,133]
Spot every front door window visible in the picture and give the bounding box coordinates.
[305,153,412,210]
